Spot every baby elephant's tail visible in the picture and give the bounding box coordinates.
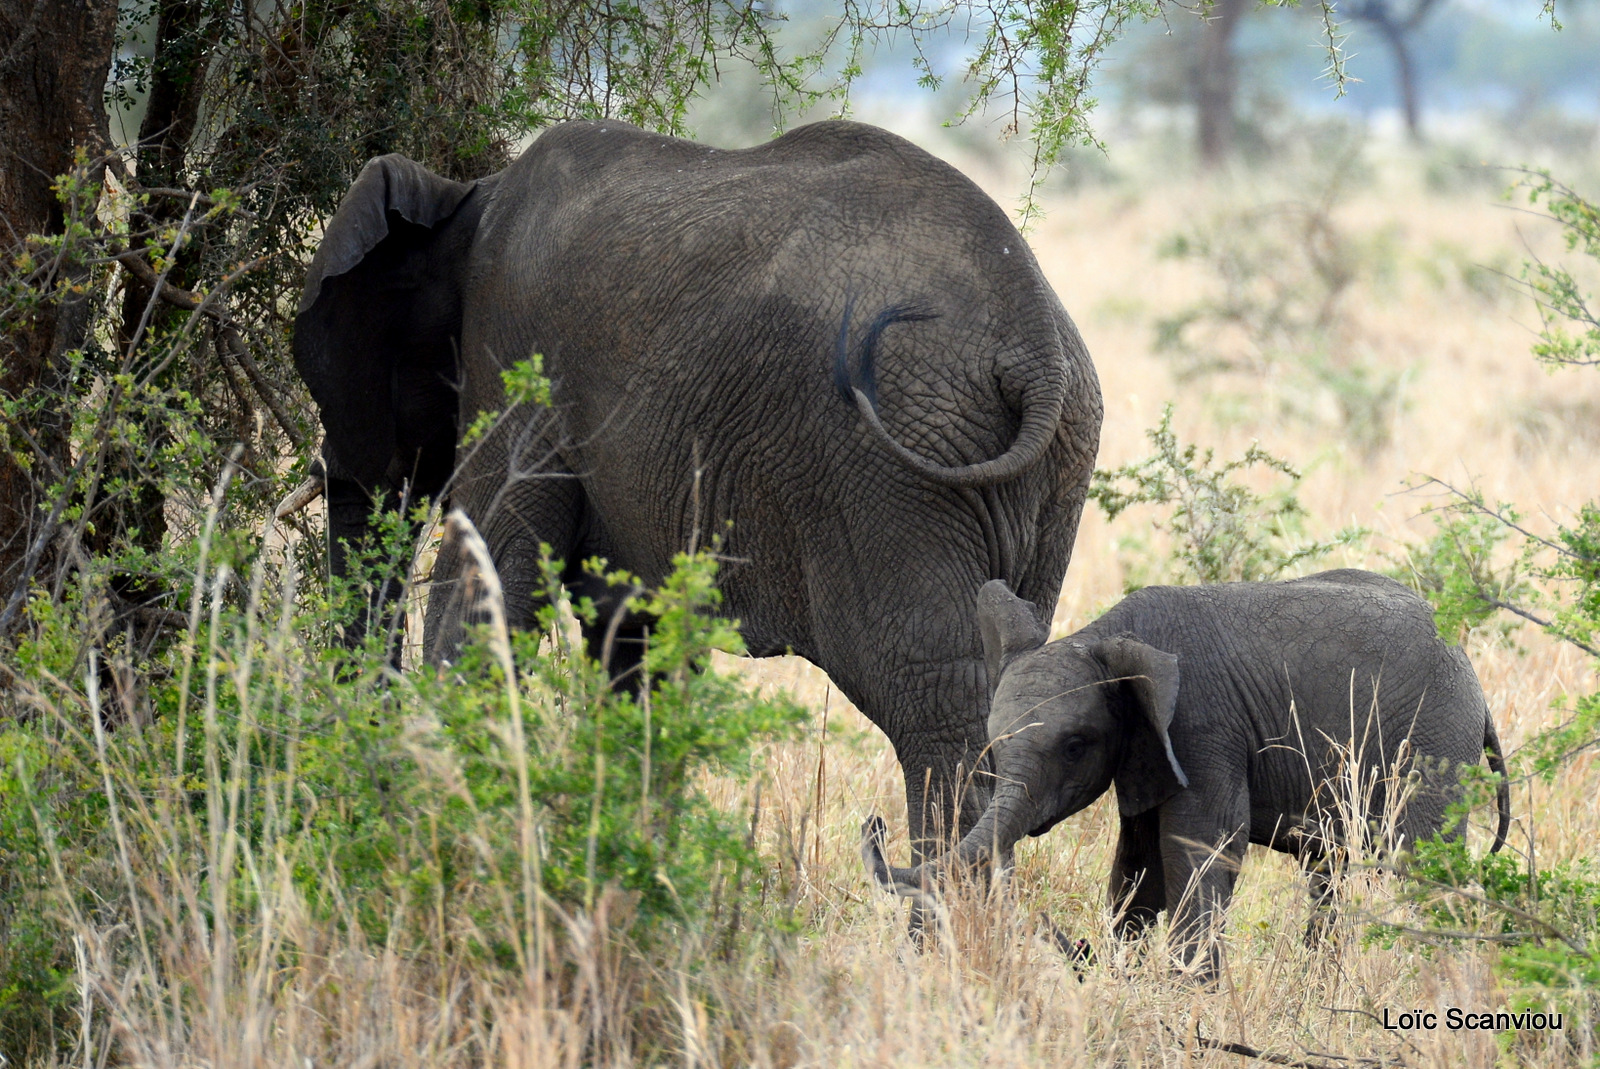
[1484,713,1512,854]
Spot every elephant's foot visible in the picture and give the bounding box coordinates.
[1303,904,1340,947]
[1035,911,1094,980]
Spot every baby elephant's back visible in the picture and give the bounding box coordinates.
[1242,571,1489,844]
[1268,571,1485,750]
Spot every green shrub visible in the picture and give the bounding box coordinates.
[1390,495,1534,644]
[1518,171,1600,371]
[0,527,803,1060]
[1375,833,1600,1025]
[1089,403,1366,589]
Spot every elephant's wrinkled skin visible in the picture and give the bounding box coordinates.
[293,119,1103,852]
[866,570,1511,977]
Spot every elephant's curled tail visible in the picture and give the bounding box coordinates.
[834,302,1066,489]
[1484,713,1512,854]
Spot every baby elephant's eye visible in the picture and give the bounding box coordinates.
[1060,735,1088,762]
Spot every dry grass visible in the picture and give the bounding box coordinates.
[45,130,1600,1067]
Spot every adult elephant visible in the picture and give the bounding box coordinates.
[292,119,1103,852]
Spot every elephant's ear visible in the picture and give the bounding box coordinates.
[297,154,473,315]
[977,579,1050,696]
[293,155,478,494]
[1095,635,1188,817]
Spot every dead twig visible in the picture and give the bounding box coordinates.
[1166,1022,1404,1069]
[1323,1007,1427,1062]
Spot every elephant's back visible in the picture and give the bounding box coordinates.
[1099,574,1484,770]
[488,118,1021,235]
[479,119,1055,336]
[1105,572,1440,667]
[458,120,1096,608]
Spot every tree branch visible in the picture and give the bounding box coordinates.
[1162,1022,1404,1069]
[216,323,306,450]
[1486,598,1600,658]
[109,244,303,448]
[110,244,206,310]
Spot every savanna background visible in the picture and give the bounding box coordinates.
[1,0,1598,1065]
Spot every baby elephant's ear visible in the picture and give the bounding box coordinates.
[1094,636,1188,816]
[977,580,1050,697]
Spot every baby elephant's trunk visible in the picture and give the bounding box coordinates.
[860,779,1033,900]
[859,814,993,905]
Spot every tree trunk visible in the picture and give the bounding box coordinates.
[0,0,119,597]
[101,0,220,570]
[1195,0,1249,169]
[1374,12,1422,141]
[1349,0,1438,144]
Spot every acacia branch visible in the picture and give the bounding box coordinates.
[1375,923,1540,945]
[1486,598,1600,658]
[216,323,306,450]
[110,244,302,448]
[1415,477,1576,559]
[1372,861,1596,958]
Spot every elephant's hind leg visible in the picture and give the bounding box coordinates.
[1302,848,1344,946]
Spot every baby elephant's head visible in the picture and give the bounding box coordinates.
[973,581,1189,860]
[861,581,1192,893]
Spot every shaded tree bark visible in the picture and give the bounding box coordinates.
[0,0,119,593]
[1195,0,1249,168]
[102,0,223,570]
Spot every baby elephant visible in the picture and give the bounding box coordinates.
[865,569,1510,978]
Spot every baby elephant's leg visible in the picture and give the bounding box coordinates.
[1302,850,1344,945]
[1108,810,1166,941]
[1161,787,1250,982]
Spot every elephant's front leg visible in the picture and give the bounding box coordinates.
[423,445,586,664]
[1159,785,1250,981]
[1109,810,1166,941]
[324,468,413,665]
[882,661,994,866]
